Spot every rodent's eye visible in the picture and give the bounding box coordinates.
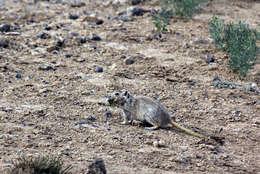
[123,90,128,96]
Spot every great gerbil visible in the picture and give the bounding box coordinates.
[106,89,209,139]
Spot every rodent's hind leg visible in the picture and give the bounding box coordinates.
[144,126,160,130]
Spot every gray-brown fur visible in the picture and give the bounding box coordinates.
[106,89,208,138]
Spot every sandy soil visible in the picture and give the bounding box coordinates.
[0,0,260,173]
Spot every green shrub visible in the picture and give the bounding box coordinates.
[152,0,204,32]
[8,155,72,174]
[209,15,259,77]
[152,9,171,32]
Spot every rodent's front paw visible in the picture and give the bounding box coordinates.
[120,121,130,125]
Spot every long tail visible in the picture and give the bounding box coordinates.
[170,120,208,138]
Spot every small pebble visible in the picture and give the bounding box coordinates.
[189,80,196,86]
[120,15,133,22]
[147,33,161,40]
[180,146,188,152]
[0,23,11,32]
[91,34,102,41]
[96,20,104,25]
[73,101,79,105]
[75,121,90,126]
[43,130,48,135]
[69,13,79,20]
[43,25,52,31]
[36,32,50,39]
[104,111,112,118]
[65,54,73,58]
[206,55,215,63]
[70,1,85,7]
[124,56,135,65]
[87,158,107,174]
[158,140,165,147]
[70,32,79,38]
[15,73,22,79]
[95,66,103,72]
[55,115,65,119]
[178,156,188,163]
[73,58,86,63]
[0,39,9,48]
[38,65,56,71]
[125,6,146,16]
[55,36,65,47]
[46,45,60,52]
[192,37,208,44]
[130,0,141,5]
[153,141,159,147]
[251,82,257,88]
[87,115,96,122]
[79,36,87,44]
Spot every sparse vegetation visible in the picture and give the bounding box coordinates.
[8,155,72,174]
[209,15,259,77]
[152,0,205,32]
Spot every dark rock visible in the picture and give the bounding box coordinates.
[69,13,79,20]
[189,80,196,86]
[176,156,189,163]
[43,130,48,135]
[120,15,133,22]
[124,56,135,65]
[15,73,22,79]
[95,66,103,73]
[43,25,52,31]
[79,36,87,44]
[70,32,79,38]
[54,36,65,47]
[96,20,104,25]
[28,18,35,23]
[0,23,11,32]
[130,0,141,5]
[150,9,158,15]
[87,115,96,122]
[104,111,112,119]
[192,37,208,44]
[147,33,161,40]
[55,115,65,119]
[87,159,106,174]
[65,54,73,58]
[90,45,97,50]
[196,155,201,159]
[52,50,59,54]
[73,101,79,105]
[212,76,221,82]
[206,55,215,63]
[70,1,85,7]
[91,34,102,41]
[36,32,50,39]
[46,45,60,52]
[125,6,146,16]
[0,38,9,48]
[74,121,90,126]
[38,65,56,71]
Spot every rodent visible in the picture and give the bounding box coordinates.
[106,89,209,139]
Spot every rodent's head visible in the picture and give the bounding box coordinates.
[106,89,132,107]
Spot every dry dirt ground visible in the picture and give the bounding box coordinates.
[0,0,260,173]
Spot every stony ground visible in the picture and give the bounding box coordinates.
[0,0,260,173]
